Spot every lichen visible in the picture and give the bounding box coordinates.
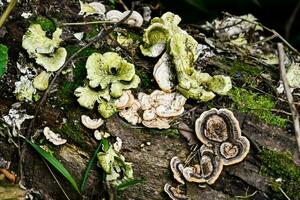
[229,87,287,127]
[259,149,300,200]
[14,75,36,101]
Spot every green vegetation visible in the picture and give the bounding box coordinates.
[135,69,153,89]
[0,44,8,78]
[147,128,180,138]
[33,16,56,33]
[226,60,263,85]
[229,87,287,127]
[54,122,86,149]
[259,149,300,200]
[57,46,97,107]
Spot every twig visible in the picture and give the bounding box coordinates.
[0,168,16,183]
[277,43,300,154]
[0,0,17,28]
[61,20,114,26]
[42,158,71,200]
[279,187,291,200]
[118,0,129,11]
[223,12,300,56]
[235,190,258,199]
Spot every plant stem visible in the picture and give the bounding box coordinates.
[0,0,17,28]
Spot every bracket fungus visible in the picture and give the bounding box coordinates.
[75,52,140,118]
[43,127,67,145]
[106,10,123,22]
[22,24,67,72]
[81,115,104,129]
[170,156,185,184]
[140,12,232,101]
[286,63,300,89]
[164,183,189,200]
[195,108,250,165]
[97,146,133,186]
[32,71,51,91]
[123,10,143,27]
[79,1,106,17]
[182,145,223,185]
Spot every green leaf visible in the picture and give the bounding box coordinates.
[115,179,143,191]
[24,138,80,193]
[80,141,102,192]
[0,44,8,78]
[102,138,110,152]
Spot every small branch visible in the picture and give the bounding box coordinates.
[279,187,291,200]
[277,43,300,154]
[61,20,114,26]
[42,159,71,200]
[285,0,300,39]
[0,0,17,28]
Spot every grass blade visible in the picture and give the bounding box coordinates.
[24,138,80,193]
[115,179,143,191]
[80,141,102,192]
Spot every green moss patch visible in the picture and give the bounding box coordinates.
[259,149,300,200]
[146,128,180,138]
[54,122,87,149]
[32,16,56,33]
[229,87,287,127]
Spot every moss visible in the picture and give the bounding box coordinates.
[226,60,263,85]
[135,69,154,89]
[259,149,300,200]
[229,87,287,128]
[85,24,100,40]
[57,46,97,107]
[146,128,180,138]
[54,122,87,149]
[33,16,56,33]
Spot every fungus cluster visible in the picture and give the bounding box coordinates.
[140,12,232,101]
[43,127,67,146]
[75,52,140,118]
[165,108,250,199]
[15,24,67,101]
[117,90,186,129]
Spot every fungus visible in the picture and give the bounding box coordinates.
[106,10,123,22]
[153,52,175,92]
[14,75,36,101]
[123,10,143,27]
[113,137,122,152]
[208,75,232,95]
[22,24,62,56]
[115,90,135,110]
[74,86,110,110]
[94,130,110,140]
[81,115,104,129]
[32,71,51,91]
[79,1,106,17]
[286,63,300,89]
[86,52,139,98]
[43,127,67,145]
[35,47,67,72]
[119,99,142,125]
[97,146,134,185]
[164,183,189,200]
[170,156,185,184]
[142,117,170,129]
[98,99,117,119]
[195,108,250,166]
[182,145,223,185]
